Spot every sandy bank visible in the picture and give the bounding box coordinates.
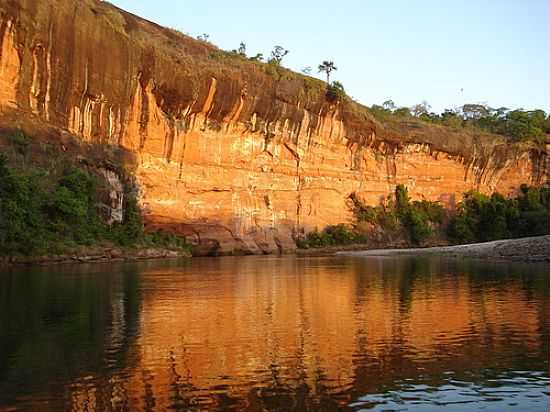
[337,236,550,262]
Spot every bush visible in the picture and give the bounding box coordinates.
[263,60,283,81]
[404,207,432,245]
[144,230,191,252]
[0,156,46,254]
[296,224,366,249]
[448,187,550,244]
[110,197,144,246]
[413,200,446,224]
[350,192,400,233]
[0,157,190,256]
[8,131,31,156]
[49,186,88,221]
[351,186,444,246]
[326,81,346,102]
[393,185,442,245]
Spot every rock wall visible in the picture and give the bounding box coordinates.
[0,0,547,254]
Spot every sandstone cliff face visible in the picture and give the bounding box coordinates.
[0,0,548,254]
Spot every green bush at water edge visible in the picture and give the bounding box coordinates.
[0,155,190,256]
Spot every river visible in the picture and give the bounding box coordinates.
[1,256,550,411]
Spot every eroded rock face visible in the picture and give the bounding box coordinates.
[97,167,124,225]
[0,0,548,254]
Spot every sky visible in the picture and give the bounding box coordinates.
[109,0,550,114]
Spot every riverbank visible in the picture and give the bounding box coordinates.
[296,241,414,256]
[336,235,550,262]
[4,236,550,266]
[0,247,191,266]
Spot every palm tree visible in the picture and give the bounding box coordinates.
[318,61,337,84]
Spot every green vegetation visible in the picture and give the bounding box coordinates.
[0,154,190,257]
[352,185,445,246]
[155,21,548,142]
[8,131,32,156]
[297,185,445,249]
[231,42,247,57]
[448,185,550,244]
[196,33,211,43]
[370,102,550,143]
[326,81,346,102]
[297,185,550,248]
[318,60,337,84]
[296,224,367,249]
[268,45,289,65]
[297,183,550,250]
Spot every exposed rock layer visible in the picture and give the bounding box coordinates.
[0,0,548,254]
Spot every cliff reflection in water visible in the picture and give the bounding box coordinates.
[1,257,550,411]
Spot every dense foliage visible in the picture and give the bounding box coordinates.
[297,186,445,249]
[370,102,550,143]
[296,224,367,249]
[448,185,550,244]
[326,81,346,102]
[0,155,189,256]
[352,185,445,246]
[297,184,550,250]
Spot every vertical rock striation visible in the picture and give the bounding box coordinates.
[0,0,547,254]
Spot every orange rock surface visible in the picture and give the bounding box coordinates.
[0,0,548,254]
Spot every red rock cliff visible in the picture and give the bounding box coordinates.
[0,0,548,254]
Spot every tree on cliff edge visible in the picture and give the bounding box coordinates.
[269,46,289,65]
[318,61,338,84]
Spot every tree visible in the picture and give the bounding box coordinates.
[411,101,431,117]
[460,103,490,120]
[302,66,312,75]
[197,33,210,42]
[249,53,264,62]
[383,100,396,111]
[393,107,411,118]
[529,109,547,129]
[269,46,289,65]
[505,110,544,142]
[318,60,337,84]
[441,109,462,127]
[232,42,246,57]
[493,107,510,119]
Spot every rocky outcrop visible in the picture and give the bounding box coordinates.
[0,0,548,255]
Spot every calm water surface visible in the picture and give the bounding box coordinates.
[1,256,550,411]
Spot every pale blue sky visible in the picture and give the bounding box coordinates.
[110,0,550,113]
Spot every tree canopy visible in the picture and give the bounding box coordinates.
[318,61,338,84]
[370,102,550,143]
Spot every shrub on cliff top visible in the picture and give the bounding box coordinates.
[374,102,550,143]
[268,46,289,65]
[326,81,346,102]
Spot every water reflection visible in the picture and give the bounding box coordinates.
[1,257,550,411]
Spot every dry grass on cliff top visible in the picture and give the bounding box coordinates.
[95,1,545,159]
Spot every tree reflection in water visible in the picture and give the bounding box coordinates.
[1,257,549,411]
